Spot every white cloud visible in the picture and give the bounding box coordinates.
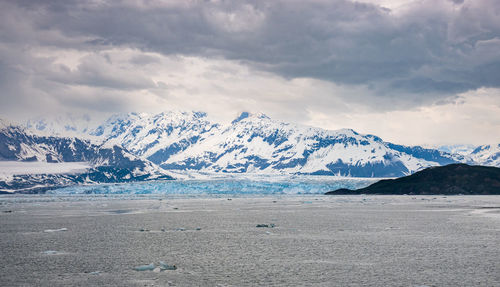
[306,89,500,145]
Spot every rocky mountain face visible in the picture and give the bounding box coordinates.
[0,119,172,193]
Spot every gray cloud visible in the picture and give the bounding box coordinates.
[0,0,499,145]
[2,0,499,99]
[47,53,157,90]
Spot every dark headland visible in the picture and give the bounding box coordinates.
[325,164,500,195]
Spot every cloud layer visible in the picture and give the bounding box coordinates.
[0,0,499,145]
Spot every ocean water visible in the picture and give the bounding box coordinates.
[49,176,379,195]
[1,195,499,286]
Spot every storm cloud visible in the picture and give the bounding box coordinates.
[0,0,499,144]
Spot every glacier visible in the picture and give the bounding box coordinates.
[48,176,378,195]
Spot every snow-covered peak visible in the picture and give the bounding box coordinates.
[231,112,271,124]
[468,144,500,166]
[229,112,362,142]
[438,144,477,156]
[92,111,220,159]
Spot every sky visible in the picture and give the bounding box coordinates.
[0,0,499,146]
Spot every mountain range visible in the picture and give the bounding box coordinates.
[1,111,499,192]
[21,111,500,174]
[89,111,500,176]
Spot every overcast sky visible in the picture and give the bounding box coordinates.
[0,0,499,145]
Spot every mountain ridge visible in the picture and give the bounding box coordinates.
[23,112,466,177]
[19,111,500,178]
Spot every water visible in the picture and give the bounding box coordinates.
[48,176,379,195]
[1,195,499,286]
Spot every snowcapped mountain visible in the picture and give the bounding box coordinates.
[467,144,500,167]
[91,111,220,162]
[18,111,499,179]
[159,112,459,177]
[438,144,477,156]
[85,112,459,177]
[0,119,172,193]
[437,144,500,166]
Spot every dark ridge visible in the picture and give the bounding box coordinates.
[325,164,500,195]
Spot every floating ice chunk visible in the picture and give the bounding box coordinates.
[159,261,177,270]
[44,228,68,233]
[42,250,62,255]
[133,263,156,271]
[384,227,400,230]
[256,223,275,228]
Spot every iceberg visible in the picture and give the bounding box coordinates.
[44,228,68,233]
[159,261,177,271]
[133,263,156,271]
[41,250,63,255]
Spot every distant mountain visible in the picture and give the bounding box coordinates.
[21,111,499,178]
[25,114,97,137]
[87,112,459,177]
[0,119,172,193]
[325,164,500,195]
[438,144,477,156]
[438,144,500,167]
[91,111,220,162]
[467,144,500,167]
[9,111,499,193]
